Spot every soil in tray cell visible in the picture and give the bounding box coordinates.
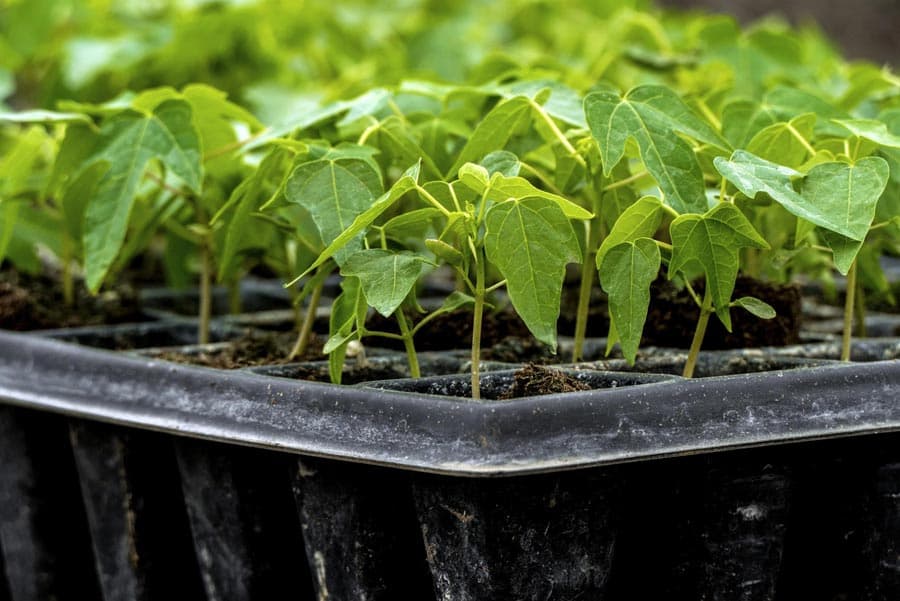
[0,268,145,330]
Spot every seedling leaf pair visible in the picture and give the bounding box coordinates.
[79,99,203,292]
[584,85,729,214]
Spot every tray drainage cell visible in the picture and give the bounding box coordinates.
[35,320,245,350]
[576,350,841,378]
[766,337,900,362]
[245,351,489,384]
[361,366,679,399]
[139,279,293,318]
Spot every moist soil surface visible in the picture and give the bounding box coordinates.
[154,330,324,369]
[499,364,592,399]
[642,276,802,349]
[365,306,534,352]
[0,269,145,330]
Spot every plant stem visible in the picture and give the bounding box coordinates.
[228,278,242,315]
[528,99,586,168]
[786,123,817,157]
[289,277,324,360]
[61,240,74,307]
[572,222,598,362]
[395,308,421,379]
[842,259,858,361]
[471,248,486,400]
[601,170,649,192]
[198,232,212,345]
[683,289,713,378]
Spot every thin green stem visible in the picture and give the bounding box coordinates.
[357,117,380,145]
[696,98,722,131]
[416,185,453,217]
[289,277,324,360]
[528,99,587,169]
[869,220,897,231]
[683,288,712,378]
[228,278,242,315]
[660,203,680,220]
[203,129,269,162]
[842,259,857,361]
[471,247,486,400]
[786,123,817,157]
[519,162,565,196]
[448,182,462,212]
[361,330,407,341]
[485,279,507,294]
[395,308,421,378]
[602,170,649,192]
[198,232,213,345]
[61,238,75,307]
[572,222,599,362]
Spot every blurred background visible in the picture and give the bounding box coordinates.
[0,0,897,115]
[661,0,898,65]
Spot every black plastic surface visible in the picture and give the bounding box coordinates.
[0,330,898,475]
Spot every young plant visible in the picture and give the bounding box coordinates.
[583,85,779,376]
[715,149,891,360]
[18,85,265,343]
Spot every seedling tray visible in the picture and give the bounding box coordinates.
[1,302,899,601]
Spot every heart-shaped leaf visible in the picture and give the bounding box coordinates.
[599,238,660,363]
[669,203,769,330]
[484,196,581,348]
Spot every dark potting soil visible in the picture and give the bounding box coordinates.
[498,363,592,399]
[0,269,145,330]
[642,276,802,350]
[365,306,534,352]
[154,331,324,369]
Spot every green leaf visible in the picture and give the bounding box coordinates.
[425,238,464,266]
[457,165,593,220]
[366,116,442,179]
[596,196,664,267]
[599,238,660,363]
[0,202,19,263]
[293,161,421,281]
[382,207,442,237]
[433,290,476,315]
[833,119,900,149]
[447,95,532,177]
[585,85,727,214]
[715,151,889,241]
[326,277,366,384]
[480,150,521,177]
[721,99,778,148]
[746,113,816,167]
[765,86,847,124]
[484,196,581,348]
[731,296,776,319]
[819,228,863,276]
[180,84,262,173]
[79,99,203,292]
[340,250,431,317]
[799,158,890,242]
[0,126,46,197]
[285,156,383,265]
[218,148,291,281]
[500,80,587,128]
[669,203,769,330]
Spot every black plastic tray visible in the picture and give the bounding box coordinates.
[0,330,898,474]
[1,294,900,601]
